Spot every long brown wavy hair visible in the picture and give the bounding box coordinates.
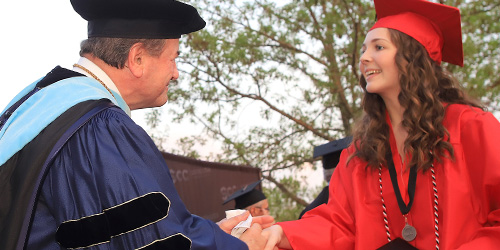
[350,29,483,171]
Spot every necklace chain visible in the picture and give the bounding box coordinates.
[379,163,440,249]
[73,64,116,100]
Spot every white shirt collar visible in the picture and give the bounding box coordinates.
[73,57,131,116]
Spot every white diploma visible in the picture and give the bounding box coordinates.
[225,209,252,238]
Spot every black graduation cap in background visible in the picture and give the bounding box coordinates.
[70,0,206,39]
[313,136,352,169]
[223,180,266,209]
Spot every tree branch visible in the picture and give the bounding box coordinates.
[264,175,309,206]
[201,53,334,141]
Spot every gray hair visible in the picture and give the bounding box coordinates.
[79,37,166,69]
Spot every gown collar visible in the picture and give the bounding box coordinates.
[73,57,131,116]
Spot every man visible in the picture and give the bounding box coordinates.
[298,136,351,219]
[224,180,271,217]
[0,0,272,249]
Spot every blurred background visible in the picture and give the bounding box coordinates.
[1,0,499,221]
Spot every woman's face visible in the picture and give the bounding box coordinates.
[359,28,400,101]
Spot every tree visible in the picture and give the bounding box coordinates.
[455,1,500,106]
[148,0,500,220]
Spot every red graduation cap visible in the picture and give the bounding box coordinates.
[370,0,463,67]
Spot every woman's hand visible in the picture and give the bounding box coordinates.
[262,224,291,250]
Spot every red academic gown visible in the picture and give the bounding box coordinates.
[278,104,500,249]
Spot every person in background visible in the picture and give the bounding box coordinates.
[224,180,271,217]
[298,136,352,219]
[0,0,272,249]
[262,0,500,249]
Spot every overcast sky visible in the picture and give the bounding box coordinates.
[0,0,173,131]
[1,1,84,110]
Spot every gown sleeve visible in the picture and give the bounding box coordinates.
[454,108,500,249]
[27,107,247,250]
[277,148,356,250]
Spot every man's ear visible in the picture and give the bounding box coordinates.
[126,43,145,78]
[248,207,256,216]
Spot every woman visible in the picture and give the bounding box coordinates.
[263,0,500,249]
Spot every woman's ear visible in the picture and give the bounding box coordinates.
[126,43,145,78]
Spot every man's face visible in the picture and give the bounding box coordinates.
[136,38,180,109]
[250,199,270,216]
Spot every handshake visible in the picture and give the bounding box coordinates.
[217,209,277,250]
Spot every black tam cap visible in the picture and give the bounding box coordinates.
[223,180,267,209]
[313,136,352,169]
[70,0,206,39]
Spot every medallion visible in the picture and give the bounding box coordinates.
[402,223,417,242]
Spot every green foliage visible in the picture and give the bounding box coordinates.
[454,0,500,105]
[144,108,167,152]
[145,108,162,129]
[264,176,323,222]
[146,0,500,220]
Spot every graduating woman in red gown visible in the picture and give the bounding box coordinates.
[262,0,500,249]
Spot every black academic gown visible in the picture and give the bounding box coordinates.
[298,185,329,219]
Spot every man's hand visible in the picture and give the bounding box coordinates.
[251,214,275,229]
[240,217,277,250]
[240,223,266,250]
[216,211,276,250]
[216,210,251,234]
[216,211,275,234]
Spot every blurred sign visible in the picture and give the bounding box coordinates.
[162,152,261,222]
